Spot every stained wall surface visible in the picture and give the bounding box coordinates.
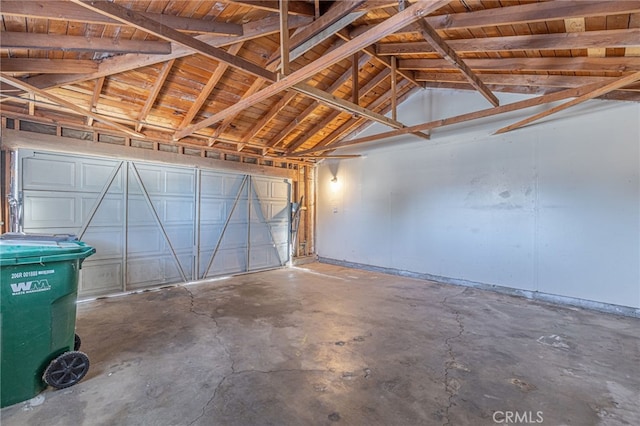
[317,89,640,309]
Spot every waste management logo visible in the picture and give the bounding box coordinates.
[10,279,51,296]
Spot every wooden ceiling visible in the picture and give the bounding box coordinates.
[1,0,639,161]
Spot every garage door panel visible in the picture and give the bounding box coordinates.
[24,193,77,228]
[22,157,76,190]
[80,261,123,296]
[206,248,247,277]
[128,226,164,255]
[82,195,123,226]
[82,227,123,259]
[127,256,181,289]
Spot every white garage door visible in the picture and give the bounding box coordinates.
[17,150,290,298]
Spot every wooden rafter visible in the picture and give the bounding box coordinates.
[391,56,397,121]
[239,91,297,147]
[495,71,640,134]
[86,76,105,126]
[293,80,619,155]
[1,59,98,74]
[399,57,640,73]
[414,19,499,107]
[335,29,422,88]
[136,59,176,132]
[376,29,640,55]
[0,32,172,54]
[415,73,640,93]
[174,1,450,140]
[0,75,144,138]
[279,0,290,76]
[1,1,243,35]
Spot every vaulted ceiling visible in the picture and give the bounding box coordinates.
[1,0,639,161]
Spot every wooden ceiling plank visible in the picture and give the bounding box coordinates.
[174,1,450,141]
[495,71,640,134]
[376,28,640,55]
[1,1,243,35]
[87,76,106,126]
[22,15,312,91]
[283,110,343,152]
[239,91,298,144]
[136,59,176,132]
[0,58,98,74]
[294,80,621,155]
[177,43,244,130]
[0,74,144,138]
[70,0,277,82]
[0,32,172,54]
[414,18,499,106]
[399,57,640,73]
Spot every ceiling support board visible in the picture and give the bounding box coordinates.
[495,71,640,134]
[376,28,640,55]
[174,1,450,141]
[279,0,290,76]
[0,75,144,138]
[414,19,499,106]
[136,59,176,132]
[0,32,172,54]
[87,76,105,126]
[0,58,98,74]
[391,56,397,121]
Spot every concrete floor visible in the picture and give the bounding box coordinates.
[2,262,639,425]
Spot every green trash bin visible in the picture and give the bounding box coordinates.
[0,233,96,408]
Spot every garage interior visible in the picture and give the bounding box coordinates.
[1,1,639,425]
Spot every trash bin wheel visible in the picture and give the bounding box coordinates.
[43,351,90,389]
[74,333,81,351]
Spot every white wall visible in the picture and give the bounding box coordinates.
[317,89,640,310]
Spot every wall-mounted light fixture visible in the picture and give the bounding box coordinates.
[330,175,341,192]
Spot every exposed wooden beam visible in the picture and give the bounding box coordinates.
[0,75,144,138]
[136,59,176,132]
[335,29,423,88]
[391,56,397,121]
[399,57,640,73]
[174,1,450,140]
[414,18,499,106]
[351,1,640,37]
[352,53,360,105]
[420,81,640,103]
[0,59,98,74]
[22,15,312,91]
[415,72,640,92]
[376,29,640,55]
[177,43,244,130]
[495,71,640,134]
[299,80,624,154]
[283,110,344,152]
[1,1,243,35]
[267,1,367,66]
[289,80,417,155]
[0,32,172,54]
[222,0,316,16]
[86,76,105,126]
[70,0,277,82]
[279,0,290,76]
